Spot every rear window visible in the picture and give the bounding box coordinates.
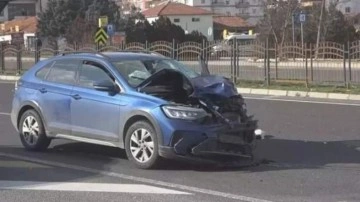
[35,61,54,80]
[46,59,79,85]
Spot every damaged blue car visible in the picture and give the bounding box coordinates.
[11,51,262,169]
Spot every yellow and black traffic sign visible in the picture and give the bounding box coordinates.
[95,28,108,45]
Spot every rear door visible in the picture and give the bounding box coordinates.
[38,58,80,135]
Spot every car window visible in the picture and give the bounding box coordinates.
[35,61,54,80]
[46,59,79,85]
[77,60,114,89]
[112,59,199,88]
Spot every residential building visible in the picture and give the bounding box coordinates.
[0,16,37,49]
[142,2,214,40]
[0,0,48,22]
[171,0,265,25]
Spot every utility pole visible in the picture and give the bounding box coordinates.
[315,0,325,59]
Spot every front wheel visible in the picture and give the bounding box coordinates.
[125,121,162,169]
[19,109,51,151]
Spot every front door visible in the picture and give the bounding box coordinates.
[70,60,121,141]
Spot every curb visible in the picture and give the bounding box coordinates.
[0,75,20,81]
[237,88,360,101]
[1,76,359,101]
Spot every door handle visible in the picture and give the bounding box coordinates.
[39,88,47,93]
[71,94,82,100]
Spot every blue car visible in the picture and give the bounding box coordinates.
[11,51,261,169]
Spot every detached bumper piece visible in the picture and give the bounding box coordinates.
[191,138,253,159]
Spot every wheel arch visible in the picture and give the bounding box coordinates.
[122,111,163,148]
[17,101,48,132]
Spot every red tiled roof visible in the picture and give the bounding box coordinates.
[142,2,212,17]
[2,16,38,34]
[213,16,250,28]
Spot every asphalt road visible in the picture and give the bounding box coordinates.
[1,81,360,202]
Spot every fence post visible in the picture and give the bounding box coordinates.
[236,40,240,79]
[176,41,179,61]
[305,43,308,87]
[263,41,267,85]
[275,43,278,80]
[266,38,270,86]
[310,43,313,82]
[172,39,175,59]
[343,43,347,87]
[0,43,4,74]
[348,41,352,84]
[120,41,124,50]
[145,40,149,50]
[16,45,21,75]
[231,38,236,83]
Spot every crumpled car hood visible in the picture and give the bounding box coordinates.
[190,75,238,98]
[137,68,238,101]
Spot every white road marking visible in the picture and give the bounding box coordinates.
[244,96,360,107]
[0,181,190,194]
[0,152,272,202]
[0,112,10,116]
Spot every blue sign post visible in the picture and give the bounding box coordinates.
[107,24,115,36]
[299,13,306,23]
[299,12,306,58]
[107,24,115,45]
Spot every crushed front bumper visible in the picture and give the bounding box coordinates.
[159,120,259,163]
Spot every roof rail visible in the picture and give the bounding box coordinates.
[117,50,166,57]
[57,51,111,59]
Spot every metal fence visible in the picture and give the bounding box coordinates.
[1,40,360,85]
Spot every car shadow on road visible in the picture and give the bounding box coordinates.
[47,137,360,172]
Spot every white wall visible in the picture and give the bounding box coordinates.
[145,15,214,40]
[168,15,213,40]
[173,0,265,25]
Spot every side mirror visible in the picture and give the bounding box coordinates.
[93,80,118,92]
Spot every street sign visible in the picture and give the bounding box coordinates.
[95,28,108,45]
[107,24,115,36]
[299,13,306,23]
[98,16,108,28]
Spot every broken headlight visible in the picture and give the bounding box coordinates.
[162,105,208,120]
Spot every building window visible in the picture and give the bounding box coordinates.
[226,0,229,5]
[8,3,36,20]
[201,0,205,3]
[192,17,200,22]
[345,7,351,13]
[253,8,256,14]
[174,18,180,23]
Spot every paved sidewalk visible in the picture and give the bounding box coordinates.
[2,75,360,101]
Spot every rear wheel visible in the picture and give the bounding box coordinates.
[125,121,161,169]
[19,109,51,151]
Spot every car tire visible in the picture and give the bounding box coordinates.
[125,121,161,169]
[19,109,51,151]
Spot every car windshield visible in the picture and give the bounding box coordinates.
[111,59,200,87]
